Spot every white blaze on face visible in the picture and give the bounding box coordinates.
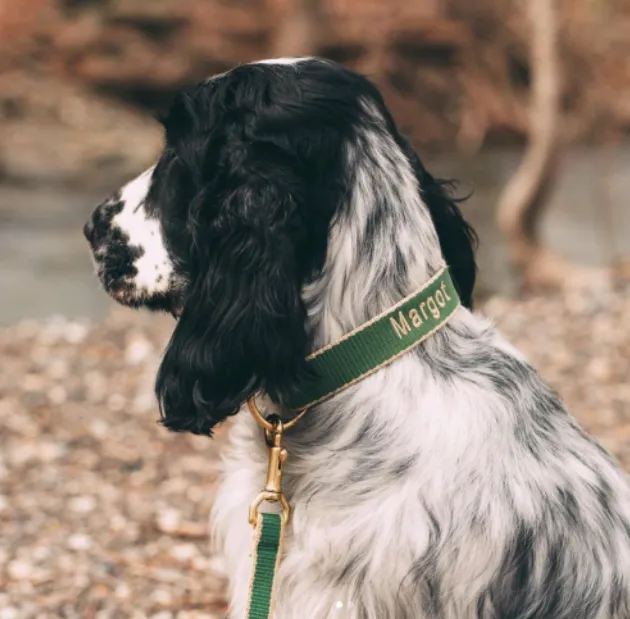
[111,166,175,295]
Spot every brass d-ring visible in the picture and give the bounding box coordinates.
[248,491,291,527]
[247,396,308,431]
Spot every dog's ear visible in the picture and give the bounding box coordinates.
[401,142,478,309]
[421,174,478,309]
[155,176,312,435]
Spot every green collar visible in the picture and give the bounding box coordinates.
[285,265,460,411]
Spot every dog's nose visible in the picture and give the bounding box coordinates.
[83,218,95,244]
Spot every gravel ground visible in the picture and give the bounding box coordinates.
[1,286,629,618]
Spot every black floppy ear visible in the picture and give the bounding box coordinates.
[421,174,478,310]
[402,142,478,309]
[155,181,311,436]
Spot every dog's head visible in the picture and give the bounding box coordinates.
[84,58,477,435]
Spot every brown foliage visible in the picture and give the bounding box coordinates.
[1,0,630,151]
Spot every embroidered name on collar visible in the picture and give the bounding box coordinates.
[390,279,454,339]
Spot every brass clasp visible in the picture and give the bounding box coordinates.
[248,419,291,527]
[262,425,287,496]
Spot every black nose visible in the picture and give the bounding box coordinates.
[83,218,95,244]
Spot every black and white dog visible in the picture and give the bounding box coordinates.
[84,58,630,619]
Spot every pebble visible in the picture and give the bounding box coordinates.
[125,335,154,366]
[170,543,199,562]
[156,507,183,533]
[68,495,97,514]
[152,589,174,606]
[115,583,132,599]
[67,533,92,551]
[107,393,127,411]
[8,560,34,580]
[48,384,68,405]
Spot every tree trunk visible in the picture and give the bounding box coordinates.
[496,0,610,289]
[496,0,558,277]
[270,0,326,58]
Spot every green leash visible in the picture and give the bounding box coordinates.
[245,512,284,619]
[244,265,461,619]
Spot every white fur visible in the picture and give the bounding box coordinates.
[112,166,174,295]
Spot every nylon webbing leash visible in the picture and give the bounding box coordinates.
[243,266,461,618]
[245,512,284,619]
[245,411,293,619]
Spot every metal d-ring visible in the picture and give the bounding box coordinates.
[247,395,308,432]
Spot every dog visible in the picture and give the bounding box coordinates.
[84,58,630,619]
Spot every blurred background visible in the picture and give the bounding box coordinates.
[0,1,629,617]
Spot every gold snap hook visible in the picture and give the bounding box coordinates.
[248,418,291,527]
